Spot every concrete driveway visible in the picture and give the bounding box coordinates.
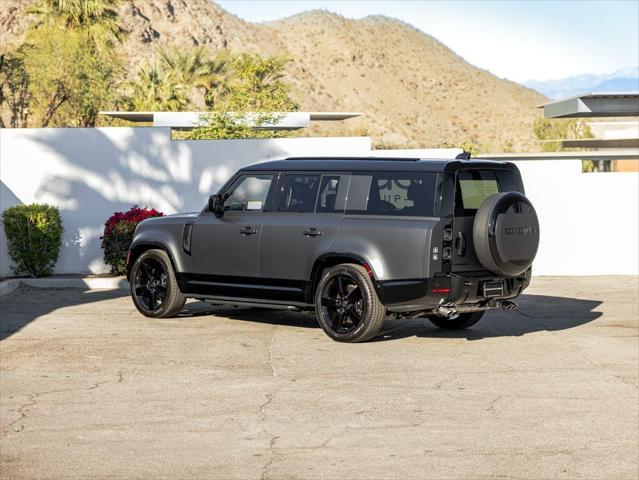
[1,276,637,479]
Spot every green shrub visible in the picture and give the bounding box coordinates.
[101,206,163,275]
[1,204,63,277]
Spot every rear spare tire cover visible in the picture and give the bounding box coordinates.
[473,192,540,276]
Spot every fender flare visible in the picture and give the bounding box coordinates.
[307,252,377,303]
[127,240,179,281]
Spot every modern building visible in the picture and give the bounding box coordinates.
[539,92,639,172]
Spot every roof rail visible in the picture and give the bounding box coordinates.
[284,156,420,162]
[455,152,471,160]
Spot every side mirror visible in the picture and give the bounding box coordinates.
[208,194,224,218]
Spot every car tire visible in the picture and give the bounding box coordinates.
[315,263,386,343]
[130,249,186,318]
[428,311,485,330]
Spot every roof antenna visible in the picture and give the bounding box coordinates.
[455,151,471,160]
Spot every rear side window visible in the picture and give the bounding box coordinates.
[346,172,437,217]
[279,175,321,212]
[316,176,341,212]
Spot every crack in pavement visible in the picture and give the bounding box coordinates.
[3,394,37,434]
[257,392,279,480]
[261,433,280,480]
[1,370,125,436]
[259,324,282,480]
[267,324,278,377]
[486,395,502,414]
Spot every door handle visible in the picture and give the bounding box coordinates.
[303,228,323,237]
[455,232,466,256]
[239,226,257,235]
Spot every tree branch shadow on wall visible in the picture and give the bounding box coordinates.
[29,128,290,273]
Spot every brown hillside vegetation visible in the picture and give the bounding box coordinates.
[1,0,547,151]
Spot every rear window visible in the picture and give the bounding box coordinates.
[459,178,498,209]
[455,170,501,215]
[347,172,437,217]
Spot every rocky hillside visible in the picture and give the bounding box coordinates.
[1,0,547,151]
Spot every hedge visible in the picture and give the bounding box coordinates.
[1,204,63,277]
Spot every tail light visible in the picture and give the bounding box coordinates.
[432,288,450,294]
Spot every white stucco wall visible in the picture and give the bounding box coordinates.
[512,160,638,276]
[0,128,370,275]
[1,127,637,277]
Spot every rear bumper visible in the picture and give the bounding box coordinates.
[375,269,531,312]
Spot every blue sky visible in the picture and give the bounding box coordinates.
[216,0,639,82]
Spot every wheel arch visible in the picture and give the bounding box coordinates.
[307,253,377,303]
[127,241,179,281]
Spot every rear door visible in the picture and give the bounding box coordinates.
[451,168,519,272]
[260,172,349,281]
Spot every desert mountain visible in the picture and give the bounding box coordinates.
[1,0,547,151]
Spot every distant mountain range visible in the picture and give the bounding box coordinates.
[524,67,639,99]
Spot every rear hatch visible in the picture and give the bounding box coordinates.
[450,166,524,273]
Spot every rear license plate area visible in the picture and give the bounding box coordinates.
[482,281,504,298]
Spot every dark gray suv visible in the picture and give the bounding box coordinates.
[127,157,539,342]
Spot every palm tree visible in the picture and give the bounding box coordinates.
[28,0,125,49]
[126,62,188,112]
[158,47,230,108]
[201,51,232,108]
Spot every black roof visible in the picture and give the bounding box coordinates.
[241,156,509,173]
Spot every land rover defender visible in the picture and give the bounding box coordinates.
[127,157,539,342]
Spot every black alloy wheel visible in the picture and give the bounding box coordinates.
[320,275,365,334]
[130,249,186,318]
[133,257,168,312]
[314,263,386,343]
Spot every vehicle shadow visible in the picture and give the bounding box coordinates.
[371,293,603,342]
[1,288,602,342]
[178,293,603,341]
[177,301,320,329]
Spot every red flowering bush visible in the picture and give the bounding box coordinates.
[101,206,163,274]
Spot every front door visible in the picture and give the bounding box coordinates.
[190,173,275,279]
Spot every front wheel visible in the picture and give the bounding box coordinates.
[428,311,485,330]
[130,249,186,318]
[314,263,386,343]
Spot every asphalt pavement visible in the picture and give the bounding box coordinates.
[1,276,637,479]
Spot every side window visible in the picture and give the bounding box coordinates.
[362,172,437,217]
[223,174,273,212]
[279,174,321,212]
[316,176,342,213]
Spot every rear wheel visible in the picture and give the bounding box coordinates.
[428,311,485,330]
[130,249,186,318]
[315,263,386,342]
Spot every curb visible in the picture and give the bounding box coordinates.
[0,276,129,296]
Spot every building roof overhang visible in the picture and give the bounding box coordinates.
[539,92,639,118]
[98,111,362,130]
